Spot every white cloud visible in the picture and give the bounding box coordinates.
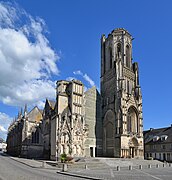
[83,74,95,87]
[0,112,13,140]
[0,125,7,132]
[0,2,59,107]
[35,100,46,109]
[73,70,83,76]
[73,70,95,87]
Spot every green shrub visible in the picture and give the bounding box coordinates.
[147,157,153,160]
[60,153,67,163]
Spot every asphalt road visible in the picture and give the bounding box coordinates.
[1,153,172,180]
[0,154,88,180]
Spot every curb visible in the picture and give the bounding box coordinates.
[9,157,60,170]
[10,157,38,168]
[57,171,103,180]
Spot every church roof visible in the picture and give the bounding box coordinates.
[47,100,56,109]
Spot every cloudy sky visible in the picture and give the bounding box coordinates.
[0,0,172,140]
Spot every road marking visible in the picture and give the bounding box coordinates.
[133,168,162,180]
[110,169,114,178]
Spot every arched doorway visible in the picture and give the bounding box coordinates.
[103,110,115,157]
[129,137,139,158]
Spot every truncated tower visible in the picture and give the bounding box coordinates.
[101,28,144,158]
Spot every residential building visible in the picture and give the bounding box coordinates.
[144,125,172,162]
[0,138,7,152]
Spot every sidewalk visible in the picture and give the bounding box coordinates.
[10,156,60,169]
[9,156,103,180]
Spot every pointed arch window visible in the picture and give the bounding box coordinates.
[126,45,130,68]
[117,43,121,58]
[127,107,138,133]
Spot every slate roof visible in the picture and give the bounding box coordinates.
[47,100,56,109]
[27,106,43,123]
[144,126,172,144]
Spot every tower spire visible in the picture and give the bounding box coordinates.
[20,107,23,116]
[24,104,27,118]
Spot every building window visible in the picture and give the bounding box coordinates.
[127,80,129,94]
[126,45,130,68]
[127,107,138,133]
[31,130,39,144]
[117,43,121,58]
[153,145,156,149]
[162,145,166,149]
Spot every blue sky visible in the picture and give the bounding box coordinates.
[0,0,172,139]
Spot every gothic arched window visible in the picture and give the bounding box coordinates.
[126,45,130,68]
[127,107,138,133]
[117,43,121,58]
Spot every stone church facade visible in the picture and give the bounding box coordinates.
[50,80,103,159]
[101,28,144,158]
[7,28,144,159]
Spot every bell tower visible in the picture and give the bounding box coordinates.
[101,28,143,158]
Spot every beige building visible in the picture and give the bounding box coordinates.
[84,86,102,157]
[51,80,88,160]
[101,28,144,158]
[50,81,103,160]
[144,126,172,162]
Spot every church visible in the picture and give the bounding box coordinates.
[7,28,144,159]
[101,28,143,158]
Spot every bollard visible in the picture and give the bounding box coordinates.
[169,163,171,167]
[156,164,159,168]
[62,163,68,172]
[148,164,151,168]
[139,165,142,169]
[129,165,132,170]
[85,164,88,169]
[117,166,120,171]
[163,164,165,167]
[42,161,46,168]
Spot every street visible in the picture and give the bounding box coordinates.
[0,154,86,180]
[1,154,172,180]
